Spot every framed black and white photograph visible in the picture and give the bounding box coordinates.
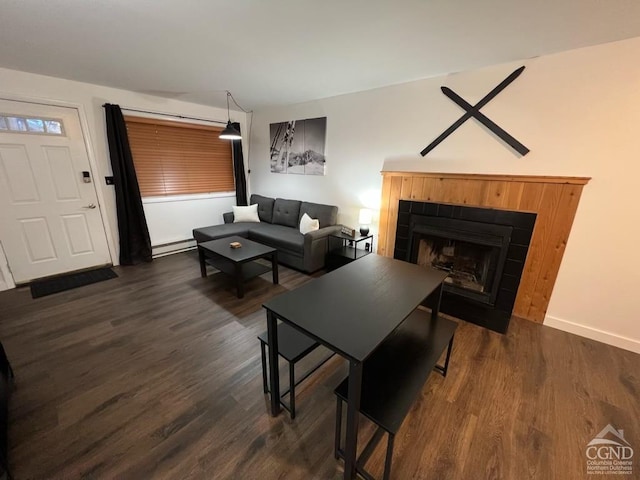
[269,116,326,175]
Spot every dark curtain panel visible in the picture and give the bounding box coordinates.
[231,122,248,206]
[104,104,152,265]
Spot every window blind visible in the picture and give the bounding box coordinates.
[124,116,235,197]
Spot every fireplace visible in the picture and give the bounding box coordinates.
[394,201,536,333]
[378,172,590,324]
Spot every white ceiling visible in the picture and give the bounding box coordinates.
[1,0,639,110]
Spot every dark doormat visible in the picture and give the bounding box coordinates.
[30,267,118,299]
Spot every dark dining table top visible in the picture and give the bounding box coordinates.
[262,254,448,362]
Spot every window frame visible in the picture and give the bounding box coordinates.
[0,113,66,136]
[124,115,236,198]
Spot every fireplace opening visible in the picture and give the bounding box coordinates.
[409,216,512,306]
[395,201,536,333]
[418,238,493,293]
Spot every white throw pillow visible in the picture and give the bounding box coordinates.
[299,213,320,234]
[233,204,260,223]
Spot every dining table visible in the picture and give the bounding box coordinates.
[262,254,448,479]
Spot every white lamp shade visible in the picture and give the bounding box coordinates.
[358,208,373,225]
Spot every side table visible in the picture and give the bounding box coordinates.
[326,231,374,271]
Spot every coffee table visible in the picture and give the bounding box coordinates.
[198,236,278,298]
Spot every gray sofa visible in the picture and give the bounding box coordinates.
[192,194,340,273]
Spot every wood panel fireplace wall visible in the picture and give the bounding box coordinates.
[377,172,590,324]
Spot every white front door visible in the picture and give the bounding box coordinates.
[0,100,111,284]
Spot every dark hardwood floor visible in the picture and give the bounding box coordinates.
[0,251,638,479]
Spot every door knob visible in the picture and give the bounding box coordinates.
[83,203,96,209]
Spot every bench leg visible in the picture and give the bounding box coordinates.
[358,428,386,472]
[334,397,342,459]
[289,361,296,419]
[442,335,455,377]
[435,335,455,377]
[383,433,395,480]
[260,341,268,394]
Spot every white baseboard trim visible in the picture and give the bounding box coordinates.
[152,239,197,258]
[544,315,640,354]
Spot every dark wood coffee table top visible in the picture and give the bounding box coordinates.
[198,236,276,263]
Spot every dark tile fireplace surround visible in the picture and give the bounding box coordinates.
[394,201,536,333]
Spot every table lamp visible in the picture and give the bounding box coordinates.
[358,208,372,236]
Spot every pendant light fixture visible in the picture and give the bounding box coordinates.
[219,91,242,140]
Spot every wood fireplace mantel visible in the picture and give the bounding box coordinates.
[378,171,590,323]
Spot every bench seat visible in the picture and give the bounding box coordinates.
[258,322,334,419]
[334,309,457,479]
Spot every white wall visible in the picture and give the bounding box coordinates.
[143,193,237,248]
[248,37,640,353]
[0,67,248,267]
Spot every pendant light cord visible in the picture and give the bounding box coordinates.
[225,90,254,172]
[226,91,250,114]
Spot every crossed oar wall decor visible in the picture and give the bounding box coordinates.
[421,66,529,157]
